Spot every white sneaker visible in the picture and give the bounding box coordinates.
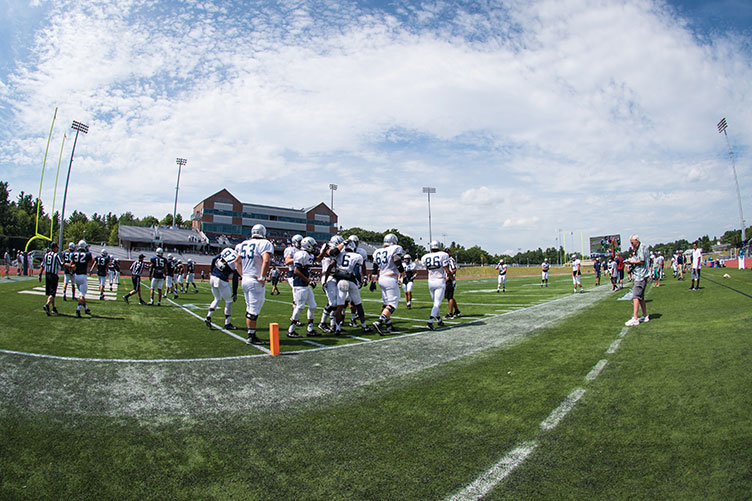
[639,315,649,323]
[625,317,640,326]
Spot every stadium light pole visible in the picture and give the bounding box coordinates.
[58,120,89,250]
[173,158,187,229]
[422,187,436,242]
[717,118,746,248]
[329,183,338,211]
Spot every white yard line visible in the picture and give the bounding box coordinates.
[164,298,270,354]
[606,339,622,354]
[540,388,586,431]
[446,441,538,501]
[585,360,608,381]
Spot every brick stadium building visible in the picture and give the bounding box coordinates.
[192,189,338,244]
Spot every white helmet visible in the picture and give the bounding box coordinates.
[383,233,398,246]
[301,236,316,252]
[251,224,266,238]
[187,258,193,264]
[291,234,303,248]
[430,240,441,251]
[329,235,345,246]
[156,247,164,256]
[101,249,108,256]
[68,242,75,250]
[404,254,412,262]
[77,239,87,250]
[345,239,357,252]
[177,259,182,264]
[347,235,359,247]
[168,253,173,260]
[499,259,504,264]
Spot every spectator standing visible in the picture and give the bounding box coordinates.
[624,234,650,326]
[3,249,10,276]
[593,258,601,286]
[444,247,461,319]
[689,242,703,290]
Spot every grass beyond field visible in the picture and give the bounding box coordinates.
[0,268,750,499]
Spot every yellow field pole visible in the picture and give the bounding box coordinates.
[25,107,58,252]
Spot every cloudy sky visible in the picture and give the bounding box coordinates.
[1,0,750,255]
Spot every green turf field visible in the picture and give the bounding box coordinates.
[1,268,750,499]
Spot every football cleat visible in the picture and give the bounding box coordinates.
[205,317,213,329]
[43,305,51,316]
[287,330,301,338]
[224,323,238,330]
[306,329,321,337]
[247,334,264,345]
[427,322,435,330]
[123,295,129,304]
[361,325,373,333]
[317,322,331,333]
[76,309,82,318]
[52,307,58,314]
[437,320,445,327]
[372,321,385,336]
[85,308,91,315]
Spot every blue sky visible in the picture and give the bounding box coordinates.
[1,0,750,255]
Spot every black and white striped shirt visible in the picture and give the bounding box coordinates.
[42,251,64,274]
[130,260,147,277]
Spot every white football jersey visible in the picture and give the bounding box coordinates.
[235,238,274,278]
[284,246,297,270]
[321,255,335,282]
[373,244,404,276]
[572,259,581,274]
[497,262,507,275]
[336,250,364,278]
[421,251,450,281]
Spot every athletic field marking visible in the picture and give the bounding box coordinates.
[0,347,267,363]
[165,297,270,354]
[585,360,608,381]
[345,334,371,342]
[606,339,622,354]
[618,328,629,338]
[446,441,538,501]
[703,276,752,299]
[302,339,326,347]
[540,388,586,430]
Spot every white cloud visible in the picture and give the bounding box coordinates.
[1,0,750,254]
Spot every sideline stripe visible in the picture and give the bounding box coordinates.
[585,360,608,381]
[540,388,586,430]
[446,441,538,501]
[606,339,622,354]
[618,327,629,338]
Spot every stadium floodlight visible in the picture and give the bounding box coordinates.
[422,187,436,242]
[173,158,187,229]
[329,183,338,211]
[717,118,746,255]
[58,120,89,250]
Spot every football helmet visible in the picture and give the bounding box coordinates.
[347,235,360,247]
[329,235,345,247]
[156,247,164,256]
[291,234,303,248]
[301,236,316,252]
[383,233,398,246]
[430,240,441,251]
[404,254,412,262]
[68,242,75,250]
[77,239,88,250]
[251,224,267,238]
[499,259,504,264]
[101,249,108,256]
[187,259,193,264]
[168,253,173,260]
[345,239,357,252]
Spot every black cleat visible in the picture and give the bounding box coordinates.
[63,295,67,301]
[247,334,264,345]
[361,325,373,333]
[140,299,147,305]
[205,317,213,329]
[437,320,445,328]
[224,323,238,330]
[123,295,129,304]
[85,308,92,315]
[444,313,454,320]
[454,312,461,318]
[427,322,435,330]
[317,322,331,333]
[306,329,321,337]
[287,330,301,338]
[43,305,51,316]
[52,307,58,314]
[372,321,385,336]
[99,294,105,301]
[76,309,82,318]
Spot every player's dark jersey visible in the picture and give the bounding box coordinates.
[94,255,110,276]
[594,261,601,273]
[71,250,92,275]
[166,259,176,277]
[150,256,167,278]
[210,255,236,282]
[293,251,313,287]
[111,260,120,272]
[186,262,194,273]
[62,250,73,273]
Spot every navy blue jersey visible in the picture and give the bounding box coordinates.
[71,250,92,275]
[94,255,110,276]
[166,259,175,276]
[292,250,314,287]
[594,261,601,272]
[61,250,73,273]
[210,255,236,282]
[186,262,194,273]
[150,256,167,278]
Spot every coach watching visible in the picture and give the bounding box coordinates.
[624,234,649,327]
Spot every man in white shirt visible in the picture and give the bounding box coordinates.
[572,254,582,293]
[496,259,507,293]
[421,241,451,330]
[235,224,273,344]
[689,242,703,291]
[372,233,404,335]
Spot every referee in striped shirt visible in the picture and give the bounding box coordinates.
[123,254,148,305]
[40,242,63,316]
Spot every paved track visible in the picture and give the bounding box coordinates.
[0,287,612,419]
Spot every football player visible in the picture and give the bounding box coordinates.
[541,258,550,287]
[175,259,185,293]
[572,254,583,293]
[345,235,371,329]
[70,240,93,317]
[112,258,120,289]
[421,241,451,330]
[330,237,370,334]
[284,234,303,290]
[123,254,148,305]
[318,235,344,333]
[234,224,274,345]
[496,259,507,292]
[90,249,111,300]
[402,254,416,309]
[185,258,198,293]
[287,236,320,337]
[148,248,168,306]
[371,233,404,335]
[269,266,281,295]
[106,255,116,291]
[205,248,240,331]
[40,242,63,316]
[444,247,461,319]
[61,242,76,301]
